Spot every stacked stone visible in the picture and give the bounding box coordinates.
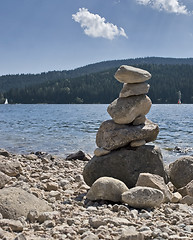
[83,65,167,188]
[95,65,159,154]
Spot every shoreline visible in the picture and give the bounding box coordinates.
[0,149,193,239]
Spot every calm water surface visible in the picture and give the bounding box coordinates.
[0,104,193,164]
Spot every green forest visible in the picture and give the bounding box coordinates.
[1,57,193,104]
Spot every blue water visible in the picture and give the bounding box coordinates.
[0,104,193,164]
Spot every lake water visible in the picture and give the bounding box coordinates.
[0,104,193,164]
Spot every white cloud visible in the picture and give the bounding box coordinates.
[72,8,128,40]
[136,0,188,14]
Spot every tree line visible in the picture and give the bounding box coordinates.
[1,58,193,104]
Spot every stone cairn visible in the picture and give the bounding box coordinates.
[83,65,167,188]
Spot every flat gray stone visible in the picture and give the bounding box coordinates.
[107,95,152,124]
[119,226,144,240]
[83,145,167,188]
[114,65,151,84]
[122,187,164,209]
[0,157,22,177]
[94,148,111,157]
[96,119,159,151]
[119,82,150,98]
[0,187,52,219]
[0,219,23,232]
[136,173,173,203]
[130,140,146,147]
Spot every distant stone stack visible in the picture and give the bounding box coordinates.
[83,65,167,188]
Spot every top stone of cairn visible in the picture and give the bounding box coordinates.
[114,65,152,84]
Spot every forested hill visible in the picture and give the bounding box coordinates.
[1,57,193,104]
[1,57,193,93]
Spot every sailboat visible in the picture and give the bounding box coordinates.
[4,98,8,104]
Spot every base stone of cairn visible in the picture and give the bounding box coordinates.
[83,65,167,187]
[83,145,168,188]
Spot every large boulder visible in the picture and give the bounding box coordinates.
[0,187,52,219]
[86,177,129,202]
[107,95,152,124]
[169,156,193,189]
[83,145,167,188]
[114,65,151,84]
[122,187,164,209]
[119,82,150,98]
[136,173,173,203]
[96,119,159,151]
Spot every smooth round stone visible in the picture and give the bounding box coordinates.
[114,65,151,84]
[122,187,164,209]
[86,177,129,202]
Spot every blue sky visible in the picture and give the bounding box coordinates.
[0,0,193,76]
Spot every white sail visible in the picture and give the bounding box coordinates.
[4,98,8,104]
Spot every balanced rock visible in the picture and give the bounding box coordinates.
[122,186,164,209]
[114,65,151,84]
[119,82,150,98]
[83,145,167,188]
[86,177,129,202]
[136,173,173,203]
[107,95,152,124]
[96,119,159,151]
[169,156,193,188]
[0,187,52,219]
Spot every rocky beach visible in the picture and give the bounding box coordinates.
[1,66,193,240]
[0,149,193,240]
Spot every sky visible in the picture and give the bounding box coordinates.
[0,0,193,76]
